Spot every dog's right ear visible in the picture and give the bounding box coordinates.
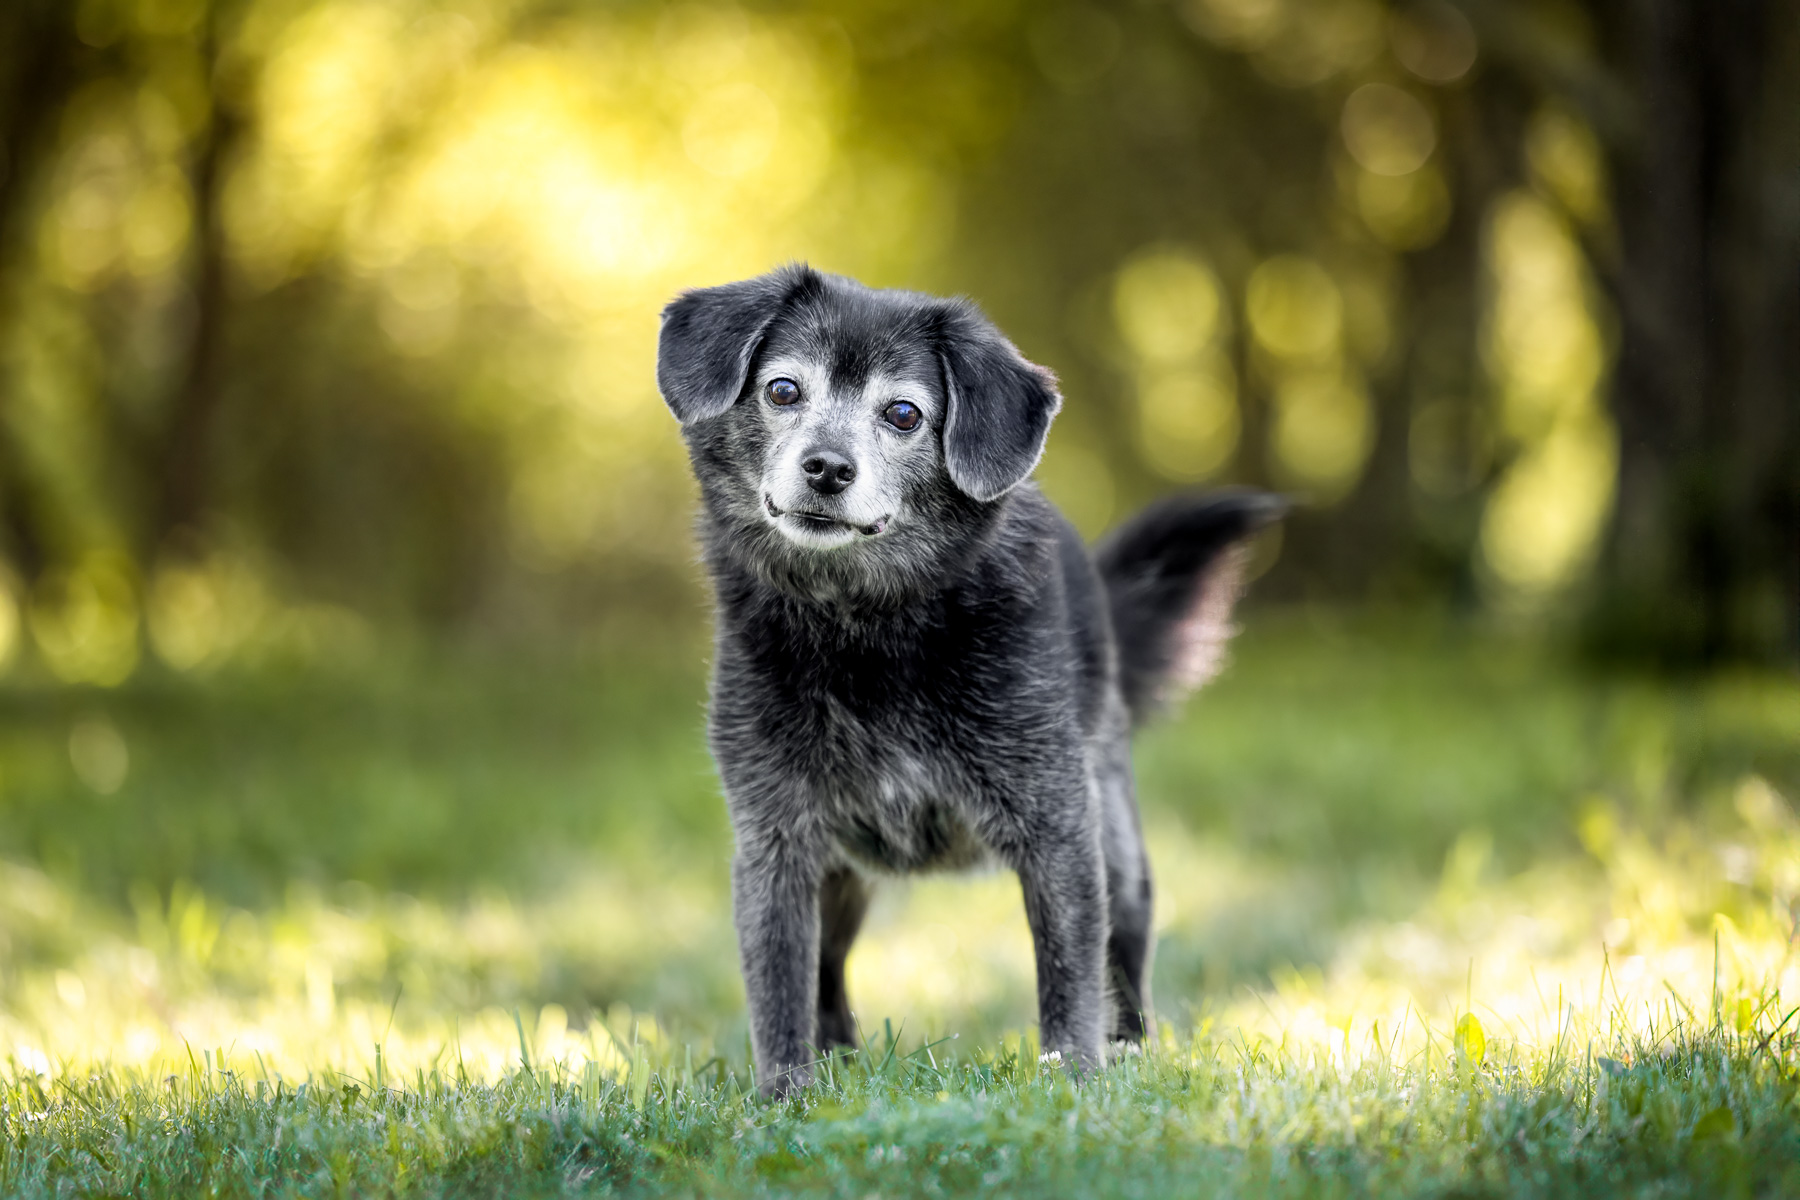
[657,265,815,424]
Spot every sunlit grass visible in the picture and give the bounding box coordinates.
[6,989,1799,1195]
[6,778,1798,1089]
[2,617,1798,1193]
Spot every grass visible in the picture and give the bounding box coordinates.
[2,611,1800,1195]
[6,1013,1800,1196]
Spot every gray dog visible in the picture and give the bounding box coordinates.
[655,264,1281,1096]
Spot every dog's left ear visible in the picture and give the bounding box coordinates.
[935,302,1063,502]
[657,265,816,424]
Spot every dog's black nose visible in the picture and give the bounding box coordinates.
[801,450,856,495]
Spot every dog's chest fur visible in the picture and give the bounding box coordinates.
[711,561,1081,874]
[812,698,989,873]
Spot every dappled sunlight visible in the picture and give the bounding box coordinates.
[0,582,20,669]
[1340,83,1436,177]
[1478,188,1616,605]
[221,4,910,578]
[0,0,1659,687]
[140,551,379,674]
[1247,256,1378,501]
[1146,767,1800,1073]
[1201,785,1800,1068]
[1526,107,1609,229]
[1134,360,1243,484]
[1182,0,1385,87]
[0,864,736,1085]
[1267,367,1375,501]
[35,81,197,293]
[1389,2,1477,83]
[5,623,1797,1094]
[24,555,141,686]
[0,622,1797,1200]
[1113,247,1241,483]
[846,874,1038,1041]
[1247,256,1343,361]
[1349,160,1451,251]
[8,771,1800,1092]
[4,0,968,644]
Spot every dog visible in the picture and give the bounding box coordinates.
[656,264,1282,1096]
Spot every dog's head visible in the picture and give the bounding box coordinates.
[657,265,1060,592]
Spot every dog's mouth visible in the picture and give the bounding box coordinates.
[764,496,889,538]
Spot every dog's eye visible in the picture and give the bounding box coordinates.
[883,400,921,431]
[767,378,801,406]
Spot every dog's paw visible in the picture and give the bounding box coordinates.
[1037,1044,1105,1079]
[756,1063,814,1100]
[1107,1039,1146,1062]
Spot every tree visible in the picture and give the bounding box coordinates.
[1578,0,1800,664]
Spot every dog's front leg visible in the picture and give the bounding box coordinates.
[732,831,823,1098]
[1017,828,1108,1072]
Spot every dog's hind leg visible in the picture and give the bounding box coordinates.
[1004,773,1110,1071]
[1097,722,1156,1044]
[817,867,869,1052]
[1105,852,1154,1043]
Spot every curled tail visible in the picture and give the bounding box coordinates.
[1096,489,1286,726]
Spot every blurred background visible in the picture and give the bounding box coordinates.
[0,0,1796,1081]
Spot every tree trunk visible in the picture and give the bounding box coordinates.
[156,11,240,551]
[1588,0,1800,665]
[0,0,83,577]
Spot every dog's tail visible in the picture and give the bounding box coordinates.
[1095,489,1286,726]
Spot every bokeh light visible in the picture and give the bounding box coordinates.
[0,582,19,669]
[1114,247,1240,483]
[1269,367,1375,499]
[1341,83,1437,177]
[1247,255,1376,500]
[27,557,141,686]
[1526,106,1608,227]
[1114,248,1226,364]
[1247,255,1343,360]
[1388,0,1477,84]
[1352,161,1452,250]
[0,0,1670,671]
[1478,191,1616,602]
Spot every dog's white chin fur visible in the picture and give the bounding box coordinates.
[770,514,862,550]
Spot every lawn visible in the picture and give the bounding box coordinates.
[3,612,1799,1196]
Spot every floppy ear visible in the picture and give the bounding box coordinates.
[935,302,1062,502]
[657,265,816,424]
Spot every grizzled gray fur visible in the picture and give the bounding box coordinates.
[656,265,1282,1097]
